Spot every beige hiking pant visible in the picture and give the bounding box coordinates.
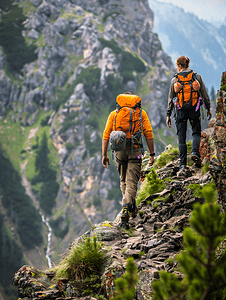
[116,148,142,207]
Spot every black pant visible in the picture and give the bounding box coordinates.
[175,108,201,167]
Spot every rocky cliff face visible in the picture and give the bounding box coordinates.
[13,84,226,300]
[0,0,176,274]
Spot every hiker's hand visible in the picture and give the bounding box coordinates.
[148,156,155,167]
[102,155,110,169]
[166,116,171,128]
[207,109,212,120]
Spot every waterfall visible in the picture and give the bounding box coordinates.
[41,215,52,268]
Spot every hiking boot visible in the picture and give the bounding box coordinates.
[191,153,202,164]
[131,205,138,219]
[121,204,130,227]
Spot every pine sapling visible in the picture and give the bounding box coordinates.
[112,257,138,300]
[152,185,226,300]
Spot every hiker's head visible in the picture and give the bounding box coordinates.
[124,92,133,95]
[176,56,190,71]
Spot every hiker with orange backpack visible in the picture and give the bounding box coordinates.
[102,92,155,228]
[166,56,212,172]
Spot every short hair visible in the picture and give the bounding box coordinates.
[176,56,190,68]
[124,91,132,95]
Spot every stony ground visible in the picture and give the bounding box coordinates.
[13,89,226,299]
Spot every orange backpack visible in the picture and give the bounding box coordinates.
[109,94,143,154]
[174,70,200,109]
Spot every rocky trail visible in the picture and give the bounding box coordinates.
[12,153,213,300]
[13,88,226,299]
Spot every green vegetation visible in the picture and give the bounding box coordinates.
[49,216,69,239]
[99,38,145,84]
[98,0,109,5]
[59,111,80,135]
[0,0,37,74]
[0,213,24,299]
[0,148,43,249]
[98,38,146,111]
[56,236,105,295]
[84,130,102,157]
[220,71,226,92]
[93,196,102,207]
[30,132,59,214]
[53,65,101,111]
[136,169,166,205]
[152,184,226,300]
[154,145,179,169]
[112,257,138,300]
[187,181,217,199]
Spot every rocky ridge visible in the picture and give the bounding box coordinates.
[13,87,226,299]
[0,0,176,269]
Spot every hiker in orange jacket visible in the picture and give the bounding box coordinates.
[102,92,155,228]
[166,56,212,172]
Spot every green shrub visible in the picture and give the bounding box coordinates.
[154,145,179,169]
[78,66,101,101]
[136,169,166,205]
[56,236,105,291]
[59,111,80,135]
[84,131,101,157]
[49,217,69,239]
[152,184,226,300]
[112,257,138,300]
[93,197,101,207]
[187,181,217,199]
[77,176,83,186]
[103,74,124,112]
[85,114,99,129]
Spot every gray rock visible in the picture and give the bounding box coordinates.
[58,71,69,87]
[0,70,12,108]
[30,0,43,7]
[47,0,69,8]
[49,4,61,20]
[26,13,46,32]
[124,81,137,94]
[25,87,45,106]
[0,50,5,70]
[27,29,40,40]
[37,2,51,17]
[53,18,71,36]
[24,103,37,114]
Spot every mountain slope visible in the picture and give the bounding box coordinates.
[0,1,177,286]
[149,0,226,92]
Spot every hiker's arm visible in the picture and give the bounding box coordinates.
[166,78,176,118]
[166,116,171,128]
[146,138,155,165]
[197,75,211,114]
[102,139,110,169]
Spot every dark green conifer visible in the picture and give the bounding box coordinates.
[152,185,226,300]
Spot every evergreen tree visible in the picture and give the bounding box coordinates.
[32,132,59,214]
[112,257,138,300]
[0,0,37,74]
[0,148,43,249]
[152,185,226,300]
[210,86,216,103]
